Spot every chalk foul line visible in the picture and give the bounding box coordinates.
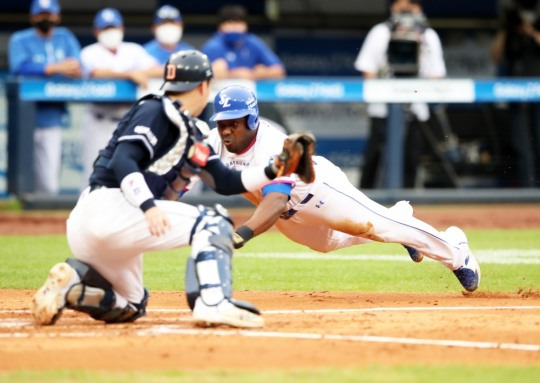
[137,326,540,352]
[1,305,539,352]
[237,249,540,264]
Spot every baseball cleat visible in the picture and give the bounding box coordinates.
[446,226,481,292]
[192,297,264,328]
[32,262,75,326]
[403,245,423,263]
[389,200,423,262]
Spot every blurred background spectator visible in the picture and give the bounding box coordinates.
[7,0,81,195]
[79,7,161,189]
[143,4,195,66]
[492,0,540,187]
[354,0,446,189]
[201,4,286,81]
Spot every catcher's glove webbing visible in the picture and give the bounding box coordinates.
[274,132,316,183]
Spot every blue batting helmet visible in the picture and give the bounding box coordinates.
[210,86,259,130]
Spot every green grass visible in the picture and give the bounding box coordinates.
[1,229,539,382]
[1,366,539,383]
[0,198,23,211]
[2,230,538,292]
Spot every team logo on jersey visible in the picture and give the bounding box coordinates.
[218,93,231,108]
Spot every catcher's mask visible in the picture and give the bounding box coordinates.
[210,85,259,130]
[161,50,213,93]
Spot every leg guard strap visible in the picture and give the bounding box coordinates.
[65,258,149,323]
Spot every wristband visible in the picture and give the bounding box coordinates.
[236,225,254,242]
[120,172,155,210]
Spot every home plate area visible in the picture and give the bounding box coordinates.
[1,290,539,370]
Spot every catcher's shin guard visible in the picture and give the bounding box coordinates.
[64,258,148,323]
[186,206,263,327]
[186,205,234,309]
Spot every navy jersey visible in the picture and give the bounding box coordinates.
[90,94,190,188]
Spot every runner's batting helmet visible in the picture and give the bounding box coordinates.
[210,85,259,130]
[161,50,213,92]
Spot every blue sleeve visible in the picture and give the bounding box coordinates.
[262,182,293,197]
[143,40,156,55]
[250,35,283,66]
[8,34,46,75]
[65,30,81,59]
[201,37,223,62]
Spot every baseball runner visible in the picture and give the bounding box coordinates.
[32,51,308,329]
[192,85,480,292]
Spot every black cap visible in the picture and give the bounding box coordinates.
[160,50,213,93]
[219,5,247,24]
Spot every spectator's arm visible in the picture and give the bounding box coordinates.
[252,64,285,80]
[137,47,163,78]
[211,58,229,79]
[422,29,446,79]
[8,36,47,75]
[354,24,389,77]
[44,59,81,77]
[251,36,286,79]
[66,30,82,59]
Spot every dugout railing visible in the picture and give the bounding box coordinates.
[5,77,540,209]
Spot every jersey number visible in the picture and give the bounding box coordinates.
[166,64,176,80]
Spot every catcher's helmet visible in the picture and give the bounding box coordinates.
[210,85,259,130]
[160,50,213,93]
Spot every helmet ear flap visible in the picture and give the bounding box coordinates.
[247,113,258,130]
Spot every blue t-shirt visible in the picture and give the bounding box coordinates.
[201,32,283,69]
[8,27,81,128]
[143,39,195,65]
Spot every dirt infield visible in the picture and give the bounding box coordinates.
[0,290,539,370]
[2,203,540,235]
[1,204,539,370]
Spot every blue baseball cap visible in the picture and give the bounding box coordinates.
[30,0,60,15]
[154,5,182,25]
[94,8,123,30]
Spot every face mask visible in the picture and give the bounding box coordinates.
[156,24,182,46]
[35,19,56,34]
[97,28,124,50]
[520,10,537,24]
[222,32,245,47]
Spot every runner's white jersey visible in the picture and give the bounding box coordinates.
[207,120,328,210]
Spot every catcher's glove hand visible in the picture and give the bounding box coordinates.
[274,132,316,183]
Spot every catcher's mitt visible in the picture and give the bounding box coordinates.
[274,132,316,183]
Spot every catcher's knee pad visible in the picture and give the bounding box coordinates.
[186,205,234,309]
[65,258,148,323]
[189,204,233,246]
